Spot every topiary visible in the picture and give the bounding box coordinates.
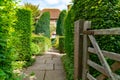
[35,12,50,38]
[56,10,66,36]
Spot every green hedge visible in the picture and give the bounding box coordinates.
[15,9,32,62]
[64,0,120,79]
[62,55,74,80]
[35,12,50,38]
[0,0,18,80]
[63,7,74,80]
[32,35,51,54]
[58,36,64,53]
[56,10,66,36]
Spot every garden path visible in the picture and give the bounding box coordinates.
[23,48,66,80]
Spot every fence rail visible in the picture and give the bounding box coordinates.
[83,28,120,35]
[74,20,120,80]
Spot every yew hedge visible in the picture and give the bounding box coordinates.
[63,7,74,80]
[63,0,120,80]
[15,9,32,62]
[35,12,50,38]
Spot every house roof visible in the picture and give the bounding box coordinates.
[42,8,60,20]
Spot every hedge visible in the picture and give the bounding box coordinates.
[63,6,74,80]
[58,36,65,53]
[72,0,120,78]
[56,10,66,36]
[35,12,50,38]
[0,0,18,80]
[32,35,51,54]
[15,9,32,62]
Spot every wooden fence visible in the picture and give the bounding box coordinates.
[74,20,120,80]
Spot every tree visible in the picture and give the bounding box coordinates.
[23,3,41,24]
[56,10,66,36]
[35,12,50,38]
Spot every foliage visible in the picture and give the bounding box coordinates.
[61,7,75,80]
[73,0,120,57]
[23,3,40,19]
[64,7,74,59]
[12,61,26,70]
[35,12,50,38]
[23,3,41,32]
[72,0,120,78]
[31,42,41,55]
[58,36,65,53]
[56,10,66,36]
[0,0,18,79]
[52,36,59,48]
[15,9,32,62]
[62,55,74,80]
[32,35,51,53]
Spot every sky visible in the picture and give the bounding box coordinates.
[19,0,72,10]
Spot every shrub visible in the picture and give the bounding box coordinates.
[15,9,32,62]
[64,7,74,59]
[72,0,120,78]
[63,6,74,80]
[52,36,59,48]
[0,0,18,79]
[35,12,50,38]
[31,42,41,55]
[62,55,74,80]
[58,36,64,53]
[56,10,66,36]
[32,35,51,53]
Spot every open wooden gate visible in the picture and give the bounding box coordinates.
[74,20,120,80]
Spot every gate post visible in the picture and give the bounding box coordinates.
[82,21,91,80]
[74,20,84,80]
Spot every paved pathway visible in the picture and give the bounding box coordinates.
[23,49,66,80]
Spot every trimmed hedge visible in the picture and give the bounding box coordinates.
[73,0,120,60]
[15,9,32,62]
[63,7,74,80]
[56,10,66,36]
[58,36,64,53]
[32,35,51,54]
[35,12,50,38]
[64,1,120,79]
[73,0,120,78]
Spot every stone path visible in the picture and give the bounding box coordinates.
[23,49,66,80]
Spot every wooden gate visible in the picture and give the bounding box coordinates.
[74,20,120,80]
